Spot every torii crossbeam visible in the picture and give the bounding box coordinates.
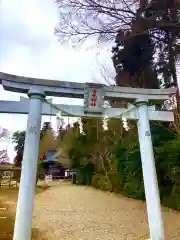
[0,72,176,240]
[0,97,174,121]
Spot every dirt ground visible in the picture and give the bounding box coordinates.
[0,186,46,240]
[1,182,180,240]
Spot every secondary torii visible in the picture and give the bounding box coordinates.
[0,72,176,240]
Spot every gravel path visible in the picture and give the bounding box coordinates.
[32,182,180,240]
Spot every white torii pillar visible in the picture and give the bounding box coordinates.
[136,99,164,240]
[13,87,46,240]
[84,84,166,239]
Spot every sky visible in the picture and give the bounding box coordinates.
[0,0,114,161]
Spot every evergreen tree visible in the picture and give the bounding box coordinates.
[112,31,158,88]
[12,131,26,166]
[144,0,180,88]
[40,122,55,140]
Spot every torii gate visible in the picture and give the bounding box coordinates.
[0,72,176,240]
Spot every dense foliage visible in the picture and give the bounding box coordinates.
[58,118,180,210]
[40,122,55,139]
[12,131,26,167]
[112,32,159,88]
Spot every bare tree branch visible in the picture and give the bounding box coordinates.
[0,127,10,139]
[55,0,180,48]
[96,61,116,86]
[55,0,138,43]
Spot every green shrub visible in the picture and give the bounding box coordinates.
[108,172,122,193]
[76,163,94,185]
[92,173,113,191]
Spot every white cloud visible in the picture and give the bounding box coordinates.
[0,0,114,80]
[0,0,115,161]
